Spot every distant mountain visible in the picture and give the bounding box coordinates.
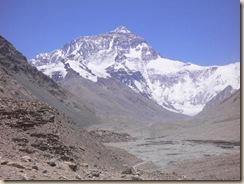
[195,87,240,123]
[188,88,240,141]
[30,26,240,116]
[147,85,240,142]
[200,85,236,110]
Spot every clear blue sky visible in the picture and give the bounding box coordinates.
[0,0,240,66]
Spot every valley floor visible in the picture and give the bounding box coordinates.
[105,135,240,180]
[89,117,240,181]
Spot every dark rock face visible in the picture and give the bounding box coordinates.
[0,37,62,92]
[106,66,151,98]
[0,98,76,162]
[89,130,135,143]
[51,71,64,81]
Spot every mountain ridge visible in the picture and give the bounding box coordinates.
[30,26,240,115]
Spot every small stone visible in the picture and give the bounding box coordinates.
[182,175,187,179]
[49,115,55,122]
[64,161,78,172]
[75,175,82,180]
[131,175,142,181]
[21,173,29,180]
[59,176,68,180]
[69,164,78,172]
[47,161,56,167]
[8,162,25,169]
[81,163,88,168]
[32,165,38,170]
[42,170,48,174]
[1,160,8,165]
[21,156,32,162]
[89,169,100,177]
[121,166,136,175]
[121,174,126,178]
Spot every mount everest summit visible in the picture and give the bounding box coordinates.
[30,26,240,116]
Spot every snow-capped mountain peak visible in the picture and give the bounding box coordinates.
[110,25,132,34]
[30,27,240,116]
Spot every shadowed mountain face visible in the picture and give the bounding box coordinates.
[182,88,241,141]
[195,88,240,124]
[30,26,240,116]
[0,35,98,127]
[200,85,236,109]
[60,74,188,133]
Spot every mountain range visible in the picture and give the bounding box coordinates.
[30,26,240,116]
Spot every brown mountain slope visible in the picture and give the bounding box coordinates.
[0,35,139,180]
[171,89,240,141]
[195,89,240,124]
[0,35,98,127]
[0,96,146,180]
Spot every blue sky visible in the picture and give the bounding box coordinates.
[0,0,240,65]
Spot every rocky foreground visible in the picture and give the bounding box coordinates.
[0,97,186,180]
